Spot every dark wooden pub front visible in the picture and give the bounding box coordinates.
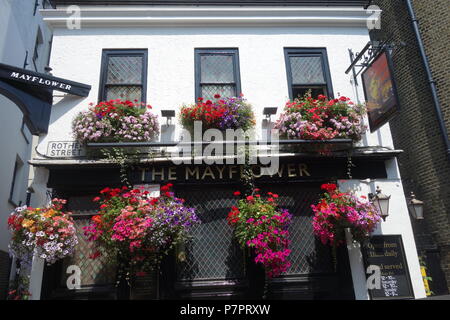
[40,156,390,300]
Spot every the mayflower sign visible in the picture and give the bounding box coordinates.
[0,63,91,97]
[9,72,73,91]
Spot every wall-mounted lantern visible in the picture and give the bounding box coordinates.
[369,186,391,221]
[408,192,424,220]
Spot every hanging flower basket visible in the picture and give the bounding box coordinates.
[311,183,381,247]
[83,184,199,287]
[180,94,256,138]
[274,94,367,153]
[72,99,160,157]
[228,190,292,278]
[7,199,78,265]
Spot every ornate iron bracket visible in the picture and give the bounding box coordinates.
[345,40,404,84]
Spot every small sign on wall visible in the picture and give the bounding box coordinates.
[46,141,85,157]
[362,235,414,300]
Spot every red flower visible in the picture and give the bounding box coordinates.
[89,251,101,260]
[321,183,337,193]
[246,196,255,202]
[100,204,108,209]
[100,187,110,194]
[214,94,221,99]
[233,191,241,196]
[92,215,102,224]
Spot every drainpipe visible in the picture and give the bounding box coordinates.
[405,0,450,159]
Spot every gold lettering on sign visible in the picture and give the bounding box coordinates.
[186,167,199,180]
[216,165,226,179]
[168,167,177,181]
[299,163,311,176]
[201,166,215,180]
[152,167,165,181]
[252,165,263,178]
[288,164,296,177]
[229,166,238,179]
[276,165,284,177]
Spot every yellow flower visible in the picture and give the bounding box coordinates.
[43,209,56,218]
[22,219,35,228]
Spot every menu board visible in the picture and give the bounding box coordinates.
[362,235,414,300]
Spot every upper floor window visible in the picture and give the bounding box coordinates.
[195,48,241,100]
[32,28,44,71]
[9,156,25,207]
[284,48,334,100]
[99,49,148,102]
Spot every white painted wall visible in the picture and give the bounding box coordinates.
[37,25,395,151]
[339,159,427,299]
[0,95,33,252]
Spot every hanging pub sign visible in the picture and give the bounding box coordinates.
[361,49,400,133]
[362,235,414,300]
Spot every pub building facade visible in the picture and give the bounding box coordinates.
[25,0,426,300]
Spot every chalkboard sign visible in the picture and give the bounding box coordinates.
[362,235,414,300]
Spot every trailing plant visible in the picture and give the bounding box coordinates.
[83,184,199,285]
[228,189,292,278]
[72,99,159,144]
[180,94,256,133]
[7,274,31,300]
[311,183,381,247]
[275,93,367,141]
[7,199,78,264]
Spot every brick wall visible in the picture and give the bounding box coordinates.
[370,0,450,292]
[0,250,11,299]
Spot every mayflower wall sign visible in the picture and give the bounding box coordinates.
[0,63,91,97]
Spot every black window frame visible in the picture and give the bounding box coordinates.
[195,48,242,100]
[98,49,148,103]
[32,27,44,71]
[9,156,24,207]
[284,48,334,100]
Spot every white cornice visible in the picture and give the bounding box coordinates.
[40,6,377,28]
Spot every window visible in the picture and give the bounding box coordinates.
[284,48,334,100]
[9,156,24,206]
[195,49,241,100]
[99,50,148,103]
[32,28,44,71]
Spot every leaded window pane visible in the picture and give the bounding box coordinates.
[290,56,326,85]
[200,55,235,83]
[201,84,235,101]
[106,85,142,102]
[176,187,245,281]
[106,56,143,85]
